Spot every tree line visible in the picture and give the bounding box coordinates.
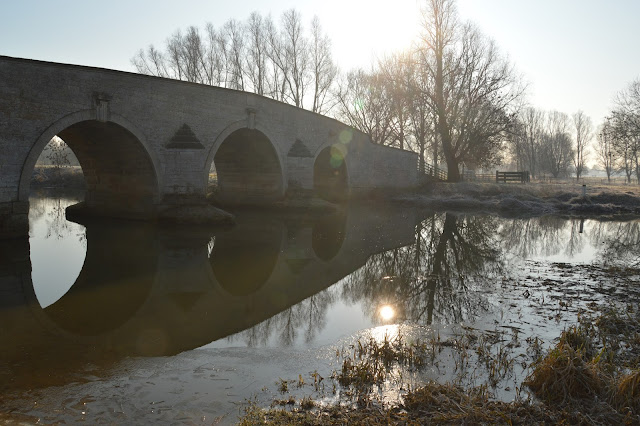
[131,0,639,183]
[132,10,337,114]
[598,79,640,183]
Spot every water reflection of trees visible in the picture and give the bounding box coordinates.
[342,213,503,325]
[592,221,640,267]
[234,290,337,347]
[29,192,86,245]
[500,216,563,258]
[499,216,640,267]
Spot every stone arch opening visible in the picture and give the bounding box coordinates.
[57,120,158,217]
[21,118,159,219]
[213,128,284,204]
[313,145,349,202]
[30,136,85,193]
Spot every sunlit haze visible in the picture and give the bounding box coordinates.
[2,0,639,126]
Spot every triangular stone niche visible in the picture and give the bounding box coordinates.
[166,124,204,149]
[287,139,313,158]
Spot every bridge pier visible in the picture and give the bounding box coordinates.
[0,201,29,239]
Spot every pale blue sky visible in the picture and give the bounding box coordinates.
[1,0,638,126]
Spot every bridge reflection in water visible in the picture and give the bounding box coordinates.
[0,203,417,391]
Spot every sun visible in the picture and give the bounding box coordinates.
[379,305,396,321]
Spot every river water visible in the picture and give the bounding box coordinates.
[1,190,638,424]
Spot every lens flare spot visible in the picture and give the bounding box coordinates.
[339,129,352,144]
[379,305,395,321]
[329,144,347,168]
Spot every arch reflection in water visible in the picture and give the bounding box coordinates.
[29,192,87,308]
[210,219,284,296]
[312,212,346,261]
[0,201,416,394]
[43,220,157,336]
[23,205,415,357]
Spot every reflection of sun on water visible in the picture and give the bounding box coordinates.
[370,324,400,342]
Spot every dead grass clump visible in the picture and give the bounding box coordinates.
[613,370,640,415]
[524,330,605,404]
[561,324,596,360]
[335,356,382,390]
[332,334,432,395]
[402,382,583,424]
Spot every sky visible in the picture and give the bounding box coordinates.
[1,0,639,127]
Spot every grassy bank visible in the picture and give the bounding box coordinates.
[31,166,85,189]
[398,181,640,219]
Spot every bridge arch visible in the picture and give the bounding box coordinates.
[19,110,162,216]
[313,143,350,201]
[204,121,286,204]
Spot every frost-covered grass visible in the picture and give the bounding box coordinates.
[400,181,640,218]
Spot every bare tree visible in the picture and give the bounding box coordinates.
[519,108,545,178]
[379,53,412,151]
[610,79,640,183]
[245,12,268,95]
[540,111,574,178]
[201,23,225,86]
[222,19,246,90]
[279,9,310,108]
[181,26,205,83]
[418,0,521,181]
[166,29,186,81]
[131,45,168,77]
[309,16,337,114]
[573,110,592,180]
[334,69,395,145]
[264,15,287,101]
[406,53,438,173]
[130,9,336,114]
[595,121,614,182]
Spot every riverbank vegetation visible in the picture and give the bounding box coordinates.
[403,180,640,219]
[239,303,640,424]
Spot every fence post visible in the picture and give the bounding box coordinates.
[496,170,499,183]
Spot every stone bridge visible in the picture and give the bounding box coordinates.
[0,56,418,238]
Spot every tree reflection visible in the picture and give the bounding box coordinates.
[498,216,588,259]
[229,289,336,347]
[29,191,86,246]
[342,213,503,325]
[594,221,640,267]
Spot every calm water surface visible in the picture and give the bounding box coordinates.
[1,190,638,424]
